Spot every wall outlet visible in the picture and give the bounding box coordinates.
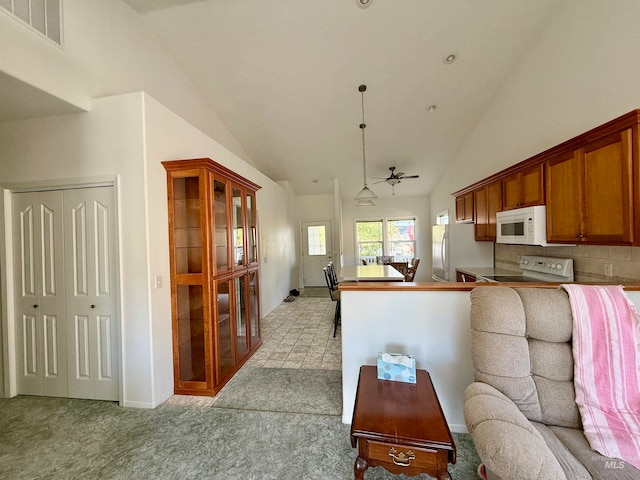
[154,275,162,288]
[604,263,613,277]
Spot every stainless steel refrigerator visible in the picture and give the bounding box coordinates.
[432,224,449,281]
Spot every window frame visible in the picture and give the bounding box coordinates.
[354,216,417,264]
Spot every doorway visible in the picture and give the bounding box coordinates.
[12,186,119,401]
[301,221,332,287]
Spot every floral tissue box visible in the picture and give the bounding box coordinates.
[377,352,416,383]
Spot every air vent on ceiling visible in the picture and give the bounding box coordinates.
[0,0,62,45]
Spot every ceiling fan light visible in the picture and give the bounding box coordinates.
[356,198,375,207]
[355,185,377,200]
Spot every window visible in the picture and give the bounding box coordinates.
[307,225,327,255]
[355,217,416,264]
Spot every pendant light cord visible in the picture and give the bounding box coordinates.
[360,89,368,187]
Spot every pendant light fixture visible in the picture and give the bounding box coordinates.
[355,84,377,206]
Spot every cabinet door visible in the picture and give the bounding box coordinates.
[215,278,234,384]
[520,164,544,207]
[234,276,249,360]
[546,151,582,242]
[582,129,634,244]
[474,181,501,241]
[246,191,258,265]
[501,172,521,211]
[473,188,488,241]
[212,178,231,274]
[502,164,544,210]
[231,185,245,267]
[455,193,474,223]
[248,270,260,350]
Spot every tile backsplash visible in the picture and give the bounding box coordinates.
[494,244,640,283]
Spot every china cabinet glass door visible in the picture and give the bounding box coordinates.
[246,192,257,264]
[248,270,260,349]
[173,177,202,274]
[234,276,248,358]
[175,284,205,382]
[232,186,245,267]
[213,179,230,273]
[216,278,234,381]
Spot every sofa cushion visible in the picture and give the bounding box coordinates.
[549,426,640,480]
[465,382,565,480]
[530,422,591,480]
[469,287,580,428]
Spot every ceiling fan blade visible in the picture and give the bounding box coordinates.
[371,177,390,180]
[372,180,387,184]
[400,175,420,179]
[395,172,405,178]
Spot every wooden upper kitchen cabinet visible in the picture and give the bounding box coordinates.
[546,128,635,244]
[455,192,474,223]
[501,163,544,210]
[474,180,502,241]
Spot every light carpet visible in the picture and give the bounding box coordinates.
[213,367,342,416]
[0,367,482,479]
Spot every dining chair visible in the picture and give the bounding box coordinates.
[376,255,393,265]
[327,261,338,286]
[361,259,368,265]
[404,257,420,282]
[323,266,341,337]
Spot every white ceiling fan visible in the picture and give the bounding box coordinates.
[372,166,420,195]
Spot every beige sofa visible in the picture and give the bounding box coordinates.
[464,287,640,480]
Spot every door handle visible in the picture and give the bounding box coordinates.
[90,305,96,309]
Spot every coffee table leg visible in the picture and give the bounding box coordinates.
[354,456,368,480]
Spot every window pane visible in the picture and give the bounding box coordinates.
[388,219,416,259]
[307,225,326,255]
[356,220,383,241]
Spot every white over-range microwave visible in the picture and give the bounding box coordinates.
[496,205,553,246]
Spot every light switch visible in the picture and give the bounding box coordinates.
[154,275,162,288]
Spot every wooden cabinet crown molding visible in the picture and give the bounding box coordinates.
[162,158,261,192]
[451,109,640,197]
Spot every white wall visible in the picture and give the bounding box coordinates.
[0,93,297,406]
[143,94,296,402]
[341,195,431,281]
[430,0,640,277]
[0,0,249,163]
[0,94,151,405]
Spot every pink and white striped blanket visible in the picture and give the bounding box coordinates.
[562,284,640,470]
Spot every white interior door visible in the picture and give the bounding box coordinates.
[64,187,119,401]
[302,221,332,287]
[12,186,119,401]
[13,191,68,397]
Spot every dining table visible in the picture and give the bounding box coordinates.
[339,264,405,282]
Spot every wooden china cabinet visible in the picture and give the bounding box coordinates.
[163,158,261,396]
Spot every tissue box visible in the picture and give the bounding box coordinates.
[377,353,416,383]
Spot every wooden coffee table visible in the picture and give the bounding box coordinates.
[350,365,456,480]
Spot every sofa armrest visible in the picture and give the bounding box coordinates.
[464,382,566,480]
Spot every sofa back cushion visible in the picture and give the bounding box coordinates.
[470,287,581,428]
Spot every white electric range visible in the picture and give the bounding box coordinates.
[477,255,574,283]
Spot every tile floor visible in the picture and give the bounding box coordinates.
[244,294,342,370]
[165,292,340,406]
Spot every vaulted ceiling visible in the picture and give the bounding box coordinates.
[26,0,562,199]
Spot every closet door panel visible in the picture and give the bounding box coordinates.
[13,191,67,397]
[65,187,119,401]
